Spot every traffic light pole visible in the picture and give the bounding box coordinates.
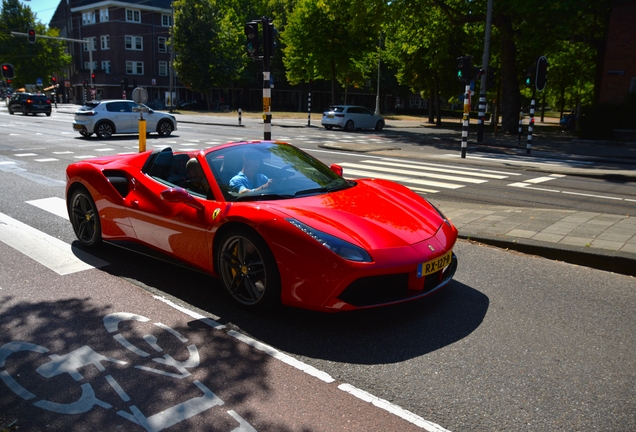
[461,82,471,159]
[477,0,493,143]
[11,31,95,99]
[526,88,536,154]
[262,17,272,140]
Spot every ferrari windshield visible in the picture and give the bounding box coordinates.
[205,142,352,202]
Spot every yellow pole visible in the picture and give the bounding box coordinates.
[138,119,146,152]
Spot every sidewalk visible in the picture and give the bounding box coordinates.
[53,105,636,276]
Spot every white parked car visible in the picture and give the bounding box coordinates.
[321,105,385,132]
[73,100,177,139]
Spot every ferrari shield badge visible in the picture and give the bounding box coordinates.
[212,208,221,220]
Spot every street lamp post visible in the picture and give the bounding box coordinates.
[374,33,382,116]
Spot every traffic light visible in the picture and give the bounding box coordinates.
[535,56,548,92]
[525,67,534,87]
[27,28,36,44]
[456,56,473,82]
[1,63,14,79]
[51,76,57,85]
[91,73,96,81]
[263,20,277,58]
[245,21,259,58]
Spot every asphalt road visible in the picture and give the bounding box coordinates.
[1,110,635,431]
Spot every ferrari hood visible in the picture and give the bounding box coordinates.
[272,179,445,249]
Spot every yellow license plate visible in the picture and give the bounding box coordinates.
[417,250,452,277]
[327,114,334,118]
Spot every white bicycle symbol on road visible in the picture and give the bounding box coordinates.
[0,312,256,432]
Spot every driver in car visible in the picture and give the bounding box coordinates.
[229,150,273,194]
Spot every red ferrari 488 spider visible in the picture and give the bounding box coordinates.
[66,141,458,312]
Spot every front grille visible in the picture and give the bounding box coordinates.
[338,274,410,307]
[337,254,458,308]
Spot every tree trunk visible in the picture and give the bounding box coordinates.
[499,17,521,134]
[428,81,435,123]
[330,59,337,105]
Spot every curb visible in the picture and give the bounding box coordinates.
[458,233,636,277]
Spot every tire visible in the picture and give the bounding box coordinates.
[79,130,93,138]
[375,120,385,131]
[8,107,13,115]
[96,122,114,139]
[217,227,281,310]
[324,125,333,130]
[46,112,51,117]
[344,120,354,131]
[157,120,173,136]
[69,187,102,247]
[22,106,28,115]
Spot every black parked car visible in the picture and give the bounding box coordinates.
[8,92,52,116]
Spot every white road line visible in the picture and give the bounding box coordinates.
[444,152,595,166]
[14,153,38,157]
[34,158,59,162]
[26,197,68,219]
[344,168,462,189]
[365,160,510,179]
[340,162,486,184]
[508,182,627,200]
[0,212,109,275]
[524,175,562,184]
[158,296,448,431]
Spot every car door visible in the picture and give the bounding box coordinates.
[105,101,133,133]
[123,150,214,271]
[358,107,375,128]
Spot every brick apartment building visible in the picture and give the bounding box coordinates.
[598,0,636,104]
[49,0,183,105]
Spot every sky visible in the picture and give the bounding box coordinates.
[21,0,59,25]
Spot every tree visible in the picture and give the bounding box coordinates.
[172,0,245,109]
[281,0,380,104]
[0,0,70,88]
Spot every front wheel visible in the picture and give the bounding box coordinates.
[217,227,281,310]
[375,120,385,131]
[69,188,102,247]
[157,120,174,136]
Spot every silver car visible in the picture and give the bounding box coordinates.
[73,100,177,139]
[321,105,385,132]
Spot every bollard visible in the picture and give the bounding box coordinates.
[238,108,242,126]
[139,119,146,152]
[307,91,311,126]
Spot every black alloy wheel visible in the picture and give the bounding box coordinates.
[69,188,102,247]
[157,120,174,136]
[96,122,114,139]
[217,228,281,310]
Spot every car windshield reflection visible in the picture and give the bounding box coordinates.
[205,142,352,202]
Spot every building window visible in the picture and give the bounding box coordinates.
[126,9,141,23]
[158,37,167,53]
[161,14,172,27]
[126,61,144,75]
[84,61,98,70]
[100,35,110,50]
[99,8,109,22]
[125,35,143,50]
[101,60,111,74]
[83,37,96,51]
[82,11,95,25]
[159,61,167,76]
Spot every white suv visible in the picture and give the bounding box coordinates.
[73,100,177,139]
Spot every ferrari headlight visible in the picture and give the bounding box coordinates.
[286,218,372,262]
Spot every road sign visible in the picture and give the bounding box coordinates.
[36,78,42,86]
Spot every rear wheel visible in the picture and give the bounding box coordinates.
[46,112,51,117]
[96,122,114,138]
[217,227,281,310]
[69,188,102,247]
[344,120,354,131]
[79,130,93,138]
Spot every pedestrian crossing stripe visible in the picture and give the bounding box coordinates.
[0,209,109,275]
[361,159,513,179]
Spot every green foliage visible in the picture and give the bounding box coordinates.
[0,0,70,88]
[172,0,245,97]
[281,0,379,101]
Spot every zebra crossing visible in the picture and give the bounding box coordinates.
[339,157,521,194]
